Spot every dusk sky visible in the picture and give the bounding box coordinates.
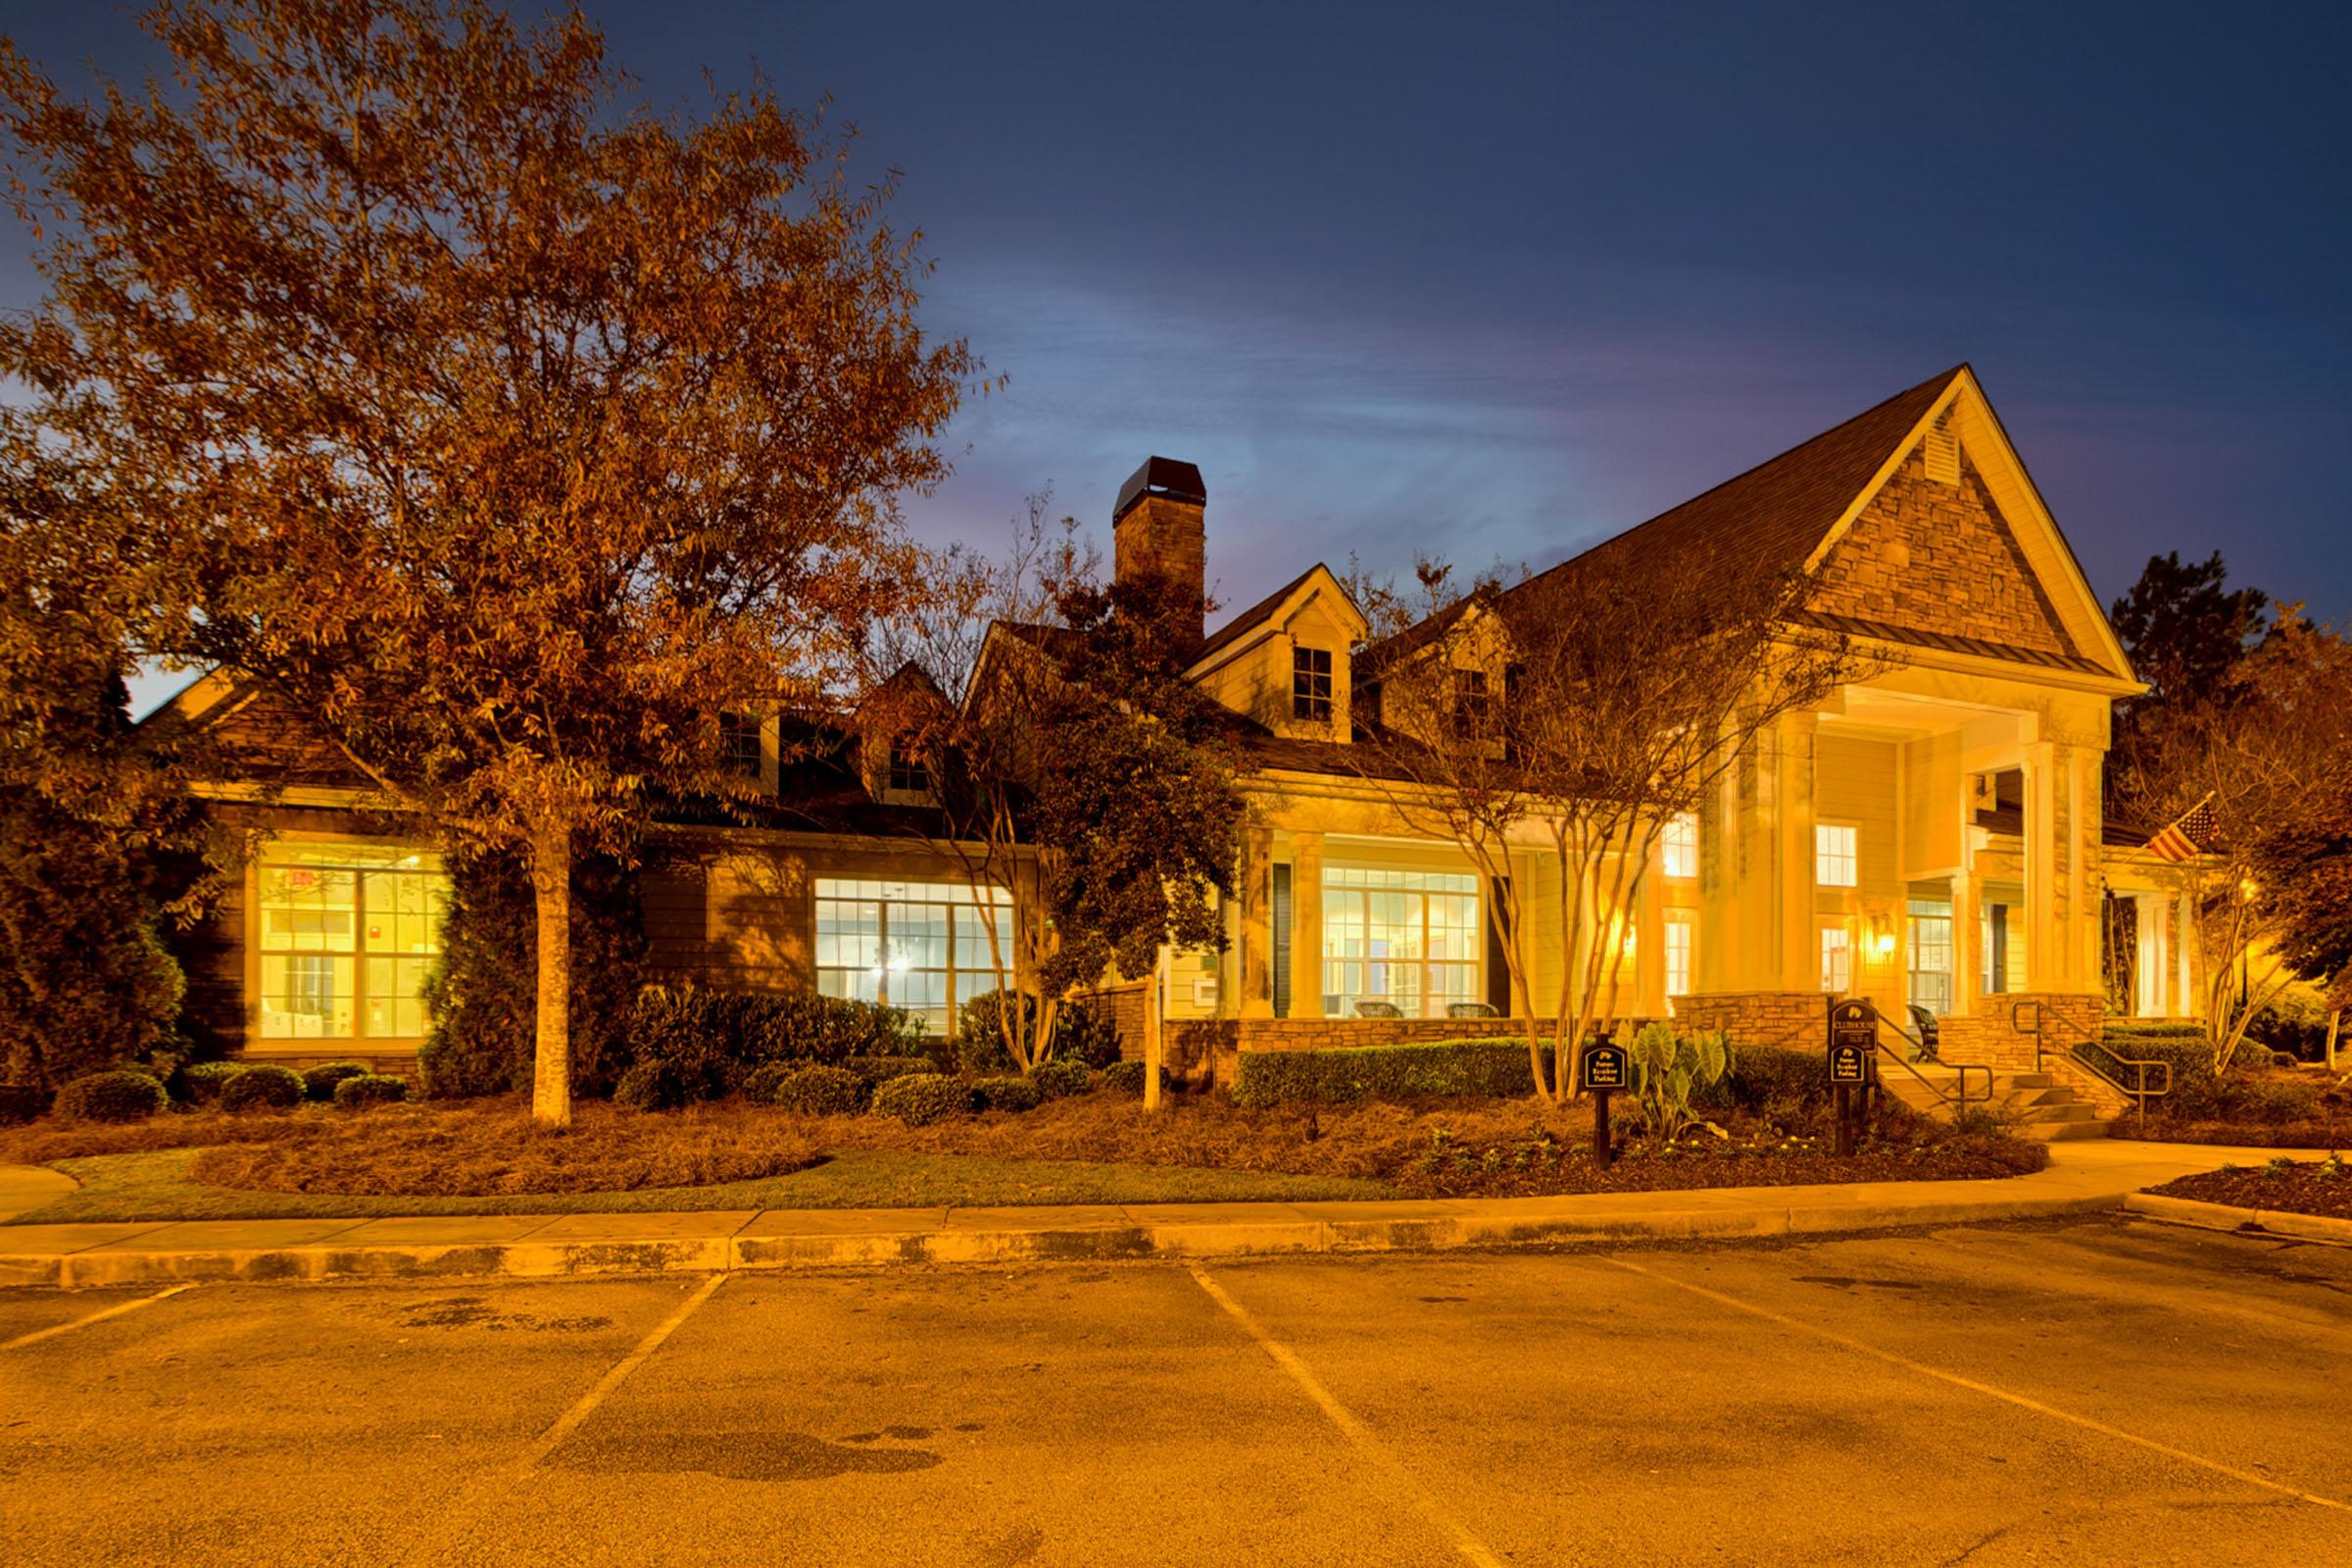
[5,0,2346,708]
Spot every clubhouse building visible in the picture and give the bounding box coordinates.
[159,366,2191,1098]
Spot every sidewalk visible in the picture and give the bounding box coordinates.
[0,1139,2318,1288]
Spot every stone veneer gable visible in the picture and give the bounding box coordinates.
[1811,446,2078,657]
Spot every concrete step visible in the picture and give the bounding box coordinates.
[2011,1101,2100,1124]
[2022,1119,2110,1142]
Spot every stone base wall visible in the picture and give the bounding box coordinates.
[1674,992,1830,1051]
[1192,1017,1563,1091]
[1936,992,2104,1075]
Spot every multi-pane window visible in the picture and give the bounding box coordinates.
[1292,646,1334,721]
[718,711,764,780]
[256,843,449,1040]
[1815,823,1858,888]
[1664,916,1692,998]
[1662,813,1699,879]
[1321,866,1480,1018]
[1819,924,1852,994]
[1450,669,1492,739]
[813,878,1012,1038]
[1906,898,1953,1015]
[887,741,931,796]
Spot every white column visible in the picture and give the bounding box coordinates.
[1290,831,1325,1020]
[2024,740,2058,991]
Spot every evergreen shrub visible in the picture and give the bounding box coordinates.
[1232,1039,1551,1108]
[55,1069,168,1123]
[1028,1059,1092,1100]
[220,1064,304,1113]
[972,1074,1044,1114]
[332,1073,409,1111]
[303,1061,370,1102]
[871,1072,977,1126]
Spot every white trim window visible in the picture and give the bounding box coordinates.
[256,843,449,1041]
[1321,866,1480,1019]
[1820,924,1853,994]
[1815,823,1859,889]
[1662,813,1698,880]
[814,878,1012,1038]
[1906,898,1954,1015]
[1664,914,1692,999]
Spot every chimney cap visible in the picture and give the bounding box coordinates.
[1113,456,1206,524]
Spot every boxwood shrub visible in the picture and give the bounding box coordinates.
[220,1064,305,1113]
[871,1072,977,1126]
[332,1073,410,1111]
[303,1061,371,1102]
[2074,1032,2222,1115]
[762,1064,869,1116]
[972,1074,1044,1114]
[55,1069,168,1123]
[1098,1059,1171,1098]
[1724,1044,1830,1116]
[1232,1038,1553,1108]
[1028,1059,1092,1100]
[183,1060,245,1104]
[842,1054,934,1088]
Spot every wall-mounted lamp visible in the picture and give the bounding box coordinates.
[1868,914,1896,957]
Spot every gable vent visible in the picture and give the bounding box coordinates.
[1924,411,1960,485]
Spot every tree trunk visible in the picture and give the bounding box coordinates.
[529,817,572,1128]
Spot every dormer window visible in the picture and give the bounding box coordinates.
[1450,669,1492,739]
[887,740,931,796]
[718,711,762,781]
[1292,646,1334,721]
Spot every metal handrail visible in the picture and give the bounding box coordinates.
[2011,1003,2173,1130]
[1867,1004,1992,1121]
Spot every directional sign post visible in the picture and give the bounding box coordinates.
[1827,1000,1879,1157]
[1582,1040,1628,1171]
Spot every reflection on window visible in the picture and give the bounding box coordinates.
[814,878,1012,1038]
[1820,925,1852,994]
[1321,865,1480,1019]
[1664,917,1692,998]
[1663,813,1698,879]
[257,843,448,1040]
[1906,898,1953,1015]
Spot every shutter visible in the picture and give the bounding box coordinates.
[1271,862,1292,1018]
[1487,876,1513,1014]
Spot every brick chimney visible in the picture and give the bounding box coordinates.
[1112,456,1207,662]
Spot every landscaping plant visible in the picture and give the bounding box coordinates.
[332,1074,410,1112]
[1629,1021,1734,1142]
[219,1065,305,1114]
[872,1073,978,1127]
[302,1062,370,1102]
[54,1069,168,1123]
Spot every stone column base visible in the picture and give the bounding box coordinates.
[1674,992,1829,1050]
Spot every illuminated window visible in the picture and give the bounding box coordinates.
[1292,647,1334,721]
[1816,824,1858,888]
[814,878,1011,1039]
[1820,925,1852,994]
[1321,866,1480,1019]
[1663,813,1698,879]
[1664,916,1692,998]
[256,843,448,1040]
[1906,898,1953,1015]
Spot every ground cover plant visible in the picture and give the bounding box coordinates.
[2145,1153,2352,1221]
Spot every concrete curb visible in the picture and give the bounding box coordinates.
[2123,1192,2352,1246]
[0,1187,2137,1289]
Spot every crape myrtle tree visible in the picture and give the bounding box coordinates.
[1359,547,1858,1102]
[872,505,1241,1074]
[2110,609,2352,1073]
[0,0,972,1123]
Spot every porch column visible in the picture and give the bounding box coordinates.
[1950,774,1981,1018]
[1238,822,1275,1018]
[1772,711,1820,993]
[2069,745,2098,991]
[1289,831,1325,1019]
[1636,857,1666,1017]
[2024,740,2058,991]
[1697,710,1816,994]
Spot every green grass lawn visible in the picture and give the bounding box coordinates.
[8,1148,1398,1224]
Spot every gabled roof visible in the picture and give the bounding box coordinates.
[1189,562,1367,671]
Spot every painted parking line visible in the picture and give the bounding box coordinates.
[510,1271,728,1475]
[0,1285,197,1352]
[1188,1264,1507,1568]
[1604,1255,2349,1514]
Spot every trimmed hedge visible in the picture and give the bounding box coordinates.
[1233,1038,1555,1108]
[842,1054,934,1088]
[1029,1059,1092,1100]
[1723,1044,1830,1116]
[2074,1033,2222,1115]
[56,1069,168,1123]
[760,1064,868,1116]
[332,1073,410,1111]
[303,1061,370,1102]
[950,990,1121,1074]
[183,1060,245,1104]
[1098,1059,1171,1098]
[220,1064,305,1113]
[871,1072,976,1126]
[972,1075,1044,1114]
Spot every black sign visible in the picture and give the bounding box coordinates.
[1582,1041,1629,1092]
[1828,1001,1877,1084]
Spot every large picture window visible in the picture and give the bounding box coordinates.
[1907,898,1953,1015]
[814,878,1013,1037]
[1322,866,1480,1018]
[256,843,449,1041]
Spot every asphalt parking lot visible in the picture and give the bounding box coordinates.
[4,1214,2347,1567]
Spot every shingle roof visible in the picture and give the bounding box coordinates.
[1193,564,1329,665]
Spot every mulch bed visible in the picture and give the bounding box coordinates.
[2146,1157,2352,1221]
[2119,1116,2352,1150]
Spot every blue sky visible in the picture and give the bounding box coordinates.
[5,1,2345,711]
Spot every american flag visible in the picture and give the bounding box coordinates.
[2144,794,2219,862]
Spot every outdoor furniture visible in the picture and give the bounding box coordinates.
[1352,1001,1404,1019]
[1446,1002,1499,1019]
[1907,1004,1942,1063]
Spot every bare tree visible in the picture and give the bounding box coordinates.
[1359,542,1862,1102]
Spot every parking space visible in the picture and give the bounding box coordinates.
[3,1217,2346,1566]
